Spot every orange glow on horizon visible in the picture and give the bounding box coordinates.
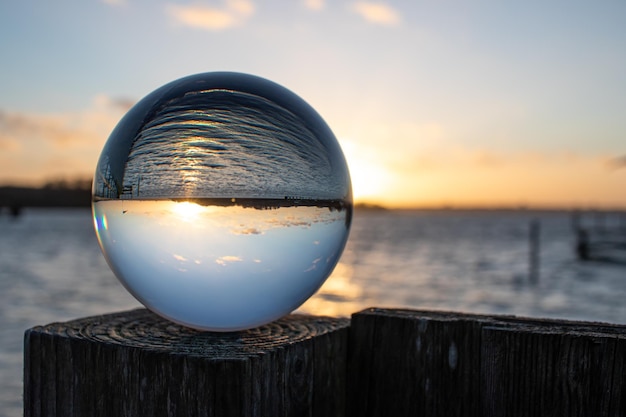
[2,137,625,211]
[349,151,626,210]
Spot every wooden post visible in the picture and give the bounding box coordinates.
[528,219,540,284]
[24,308,349,417]
[481,324,625,415]
[347,308,626,417]
[26,307,626,416]
[595,210,606,233]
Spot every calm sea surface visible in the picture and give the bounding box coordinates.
[2,208,626,416]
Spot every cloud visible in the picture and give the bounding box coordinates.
[350,2,401,26]
[0,96,129,185]
[101,0,127,6]
[606,155,626,169]
[228,0,254,15]
[167,0,255,31]
[0,111,83,147]
[234,227,262,235]
[387,147,626,208]
[93,94,135,112]
[215,255,243,266]
[304,0,325,11]
[0,124,20,152]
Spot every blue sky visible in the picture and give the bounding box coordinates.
[1,0,625,207]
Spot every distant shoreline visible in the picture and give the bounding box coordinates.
[1,185,624,213]
[0,186,91,209]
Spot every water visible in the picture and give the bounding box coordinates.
[312,209,626,320]
[2,207,626,416]
[93,72,350,202]
[93,199,350,330]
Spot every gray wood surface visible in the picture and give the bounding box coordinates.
[26,307,626,416]
[24,308,349,417]
[347,308,626,417]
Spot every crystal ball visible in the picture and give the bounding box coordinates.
[92,72,352,331]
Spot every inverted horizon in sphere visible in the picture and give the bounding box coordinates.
[92,72,353,331]
[94,72,351,202]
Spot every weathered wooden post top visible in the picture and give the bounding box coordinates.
[24,309,349,417]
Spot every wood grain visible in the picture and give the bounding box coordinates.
[347,308,626,417]
[24,309,349,417]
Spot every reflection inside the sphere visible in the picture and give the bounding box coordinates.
[171,201,205,222]
[91,72,353,330]
[92,198,350,330]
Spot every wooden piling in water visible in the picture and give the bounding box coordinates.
[528,219,540,283]
[572,210,626,263]
[25,308,626,417]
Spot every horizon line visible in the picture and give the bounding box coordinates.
[1,183,625,212]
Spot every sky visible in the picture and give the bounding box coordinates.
[0,0,625,208]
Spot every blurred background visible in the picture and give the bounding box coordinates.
[1,1,625,416]
[1,0,625,207]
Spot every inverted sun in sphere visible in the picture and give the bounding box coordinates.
[172,201,204,222]
[92,72,352,331]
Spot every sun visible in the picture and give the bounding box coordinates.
[171,201,204,221]
[340,138,392,202]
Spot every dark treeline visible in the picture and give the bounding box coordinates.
[0,180,92,209]
[1,178,379,212]
[175,197,352,212]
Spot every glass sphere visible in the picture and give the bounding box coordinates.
[92,72,352,331]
